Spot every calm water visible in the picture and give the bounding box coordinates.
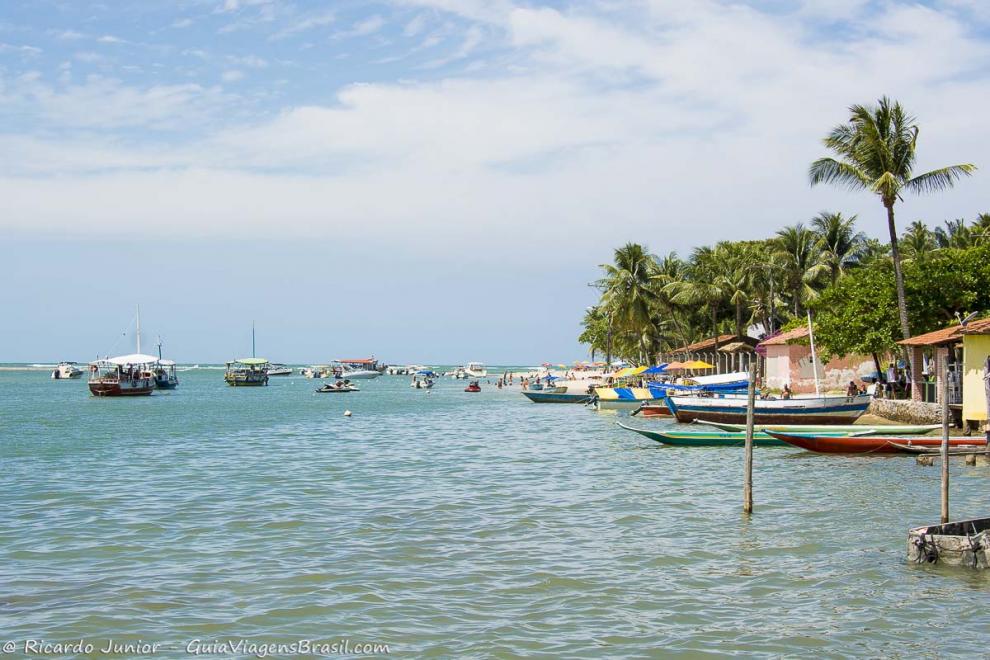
[2,367,990,657]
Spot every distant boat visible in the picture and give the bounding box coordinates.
[267,364,293,376]
[332,360,380,379]
[51,361,83,379]
[153,337,178,390]
[88,354,158,396]
[464,381,481,392]
[764,431,986,454]
[225,358,270,387]
[464,362,487,378]
[665,393,871,425]
[316,381,359,393]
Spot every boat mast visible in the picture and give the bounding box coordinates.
[807,310,820,396]
[157,335,163,361]
[136,305,141,354]
[252,321,256,358]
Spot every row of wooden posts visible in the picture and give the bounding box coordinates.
[740,358,990,520]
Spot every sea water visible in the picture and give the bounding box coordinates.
[2,367,989,657]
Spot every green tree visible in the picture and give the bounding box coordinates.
[774,223,828,315]
[809,97,976,345]
[900,221,935,263]
[811,211,866,284]
[595,243,661,363]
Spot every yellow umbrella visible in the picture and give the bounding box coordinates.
[630,366,648,375]
[682,360,715,369]
[613,367,632,378]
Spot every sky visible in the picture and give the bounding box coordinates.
[2,0,989,364]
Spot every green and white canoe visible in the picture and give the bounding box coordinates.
[617,422,791,447]
[617,422,858,447]
[693,420,940,436]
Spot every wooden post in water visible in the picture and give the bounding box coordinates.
[941,368,950,524]
[743,360,757,515]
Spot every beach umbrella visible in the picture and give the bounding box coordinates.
[630,366,648,375]
[643,364,667,375]
[682,360,715,369]
[664,361,685,370]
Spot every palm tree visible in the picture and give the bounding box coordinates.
[774,224,829,315]
[811,211,865,284]
[664,245,731,348]
[971,213,990,243]
[934,218,973,249]
[809,97,976,342]
[900,221,936,263]
[596,243,661,363]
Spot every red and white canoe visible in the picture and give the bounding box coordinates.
[765,431,987,454]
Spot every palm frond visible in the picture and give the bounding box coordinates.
[906,164,977,194]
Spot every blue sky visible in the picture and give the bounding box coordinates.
[2,0,989,364]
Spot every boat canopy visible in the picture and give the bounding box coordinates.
[157,359,176,366]
[685,371,750,385]
[103,353,161,366]
[231,357,269,365]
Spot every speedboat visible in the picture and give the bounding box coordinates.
[412,377,435,389]
[267,364,293,376]
[316,380,359,393]
[334,359,382,379]
[464,381,481,392]
[302,365,330,378]
[51,361,83,379]
[464,362,487,378]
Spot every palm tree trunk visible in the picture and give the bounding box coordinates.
[886,202,911,341]
[712,305,718,349]
[735,300,743,337]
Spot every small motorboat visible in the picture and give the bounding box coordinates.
[464,381,481,393]
[316,380,359,393]
[764,431,987,454]
[51,361,83,379]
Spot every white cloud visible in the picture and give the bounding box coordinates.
[171,17,194,28]
[334,15,386,39]
[1,0,988,260]
[269,10,335,40]
[221,69,245,82]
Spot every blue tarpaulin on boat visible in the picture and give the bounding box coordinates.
[642,364,668,375]
[614,388,638,400]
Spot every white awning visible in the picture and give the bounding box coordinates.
[105,353,161,365]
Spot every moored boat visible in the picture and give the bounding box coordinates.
[316,381,359,393]
[88,354,158,396]
[224,358,270,386]
[51,361,83,379]
[665,393,871,425]
[695,420,942,435]
[464,362,487,378]
[764,431,987,454]
[632,402,672,417]
[153,338,178,390]
[267,364,293,376]
[617,422,790,447]
[522,389,592,404]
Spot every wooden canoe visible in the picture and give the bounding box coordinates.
[695,420,941,436]
[618,422,793,447]
[666,394,871,425]
[765,431,987,454]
